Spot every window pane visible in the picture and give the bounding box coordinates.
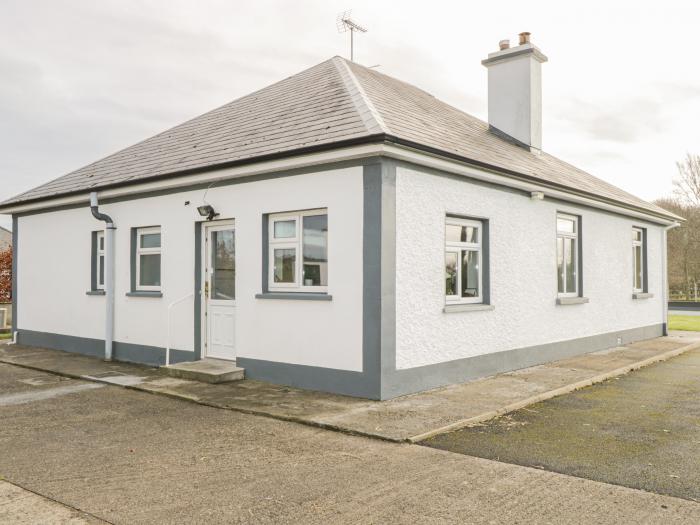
[565,237,576,293]
[99,236,104,251]
[273,248,296,283]
[557,217,575,233]
[274,220,296,239]
[139,254,161,286]
[302,214,328,286]
[140,232,161,249]
[445,252,458,296]
[461,250,479,298]
[446,224,478,243]
[211,230,235,300]
[557,237,564,293]
[634,245,642,290]
[98,255,104,286]
[633,230,642,242]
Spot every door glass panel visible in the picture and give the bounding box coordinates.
[565,237,576,293]
[445,252,458,296]
[139,254,161,286]
[274,248,296,283]
[211,229,235,300]
[461,250,479,298]
[302,214,328,286]
[274,220,296,239]
[557,237,564,293]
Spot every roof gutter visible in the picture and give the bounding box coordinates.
[0,136,681,225]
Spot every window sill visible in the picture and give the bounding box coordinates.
[255,292,332,301]
[633,292,654,300]
[444,303,495,313]
[556,296,589,305]
[85,290,105,296]
[126,291,163,298]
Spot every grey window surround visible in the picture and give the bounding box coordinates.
[86,290,105,296]
[126,291,163,298]
[633,292,654,300]
[445,214,491,305]
[255,292,332,301]
[443,303,495,313]
[556,296,590,305]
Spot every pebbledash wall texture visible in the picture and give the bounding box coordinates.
[392,163,664,371]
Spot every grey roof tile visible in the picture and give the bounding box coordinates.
[0,56,678,221]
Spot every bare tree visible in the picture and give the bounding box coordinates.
[673,153,700,207]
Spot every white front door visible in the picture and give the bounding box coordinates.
[203,221,236,360]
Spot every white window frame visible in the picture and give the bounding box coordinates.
[445,217,483,305]
[268,209,328,293]
[136,226,162,292]
[632,227,644,293]
[96,231,105,290]
[556,213,579,298]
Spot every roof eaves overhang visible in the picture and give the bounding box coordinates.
[0,133,682,225]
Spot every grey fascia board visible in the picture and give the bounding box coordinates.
[126,291,163,298]
[633,292,654,300]
[443,303,495,313]
[556,296,590,305]
[255,292,332,301]
[86,290,106,296]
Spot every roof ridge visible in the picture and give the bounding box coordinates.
[331,57,388,135]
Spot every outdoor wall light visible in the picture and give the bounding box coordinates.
[197,204,219,221]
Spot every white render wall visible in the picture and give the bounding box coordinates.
[17,166,364,371]
[394,165,665,370]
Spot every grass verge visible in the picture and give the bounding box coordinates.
[668,315,700,332]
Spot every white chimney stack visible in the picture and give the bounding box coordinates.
[482,32,548,153]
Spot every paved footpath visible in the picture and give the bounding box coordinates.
[1,363,700,524]
[2,332,698,442]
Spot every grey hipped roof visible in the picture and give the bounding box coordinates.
[0,56,678,221]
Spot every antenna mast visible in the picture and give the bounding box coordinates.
[336,10,367,62]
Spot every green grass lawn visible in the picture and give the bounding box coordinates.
[668,315,700,332]
[0,332,11,340]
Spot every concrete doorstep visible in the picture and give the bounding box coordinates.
[1,331,699,443]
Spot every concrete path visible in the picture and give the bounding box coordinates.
[423,344,700,502]
[2,332,700,443]
[0,480,105,524]
[1,363,699,524]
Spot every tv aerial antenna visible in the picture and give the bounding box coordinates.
[336,10,367,62]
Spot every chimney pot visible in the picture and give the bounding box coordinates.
[499,39,510,50]
[519,32,531,45]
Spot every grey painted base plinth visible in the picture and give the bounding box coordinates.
[16,330,193,367]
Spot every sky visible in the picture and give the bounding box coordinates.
[1,0,699,231]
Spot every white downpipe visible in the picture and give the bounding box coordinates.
[662,222,680,335]
[104,225,115,360]
[165,292,194,367]
[89,192,115,361]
